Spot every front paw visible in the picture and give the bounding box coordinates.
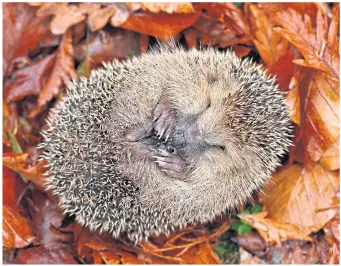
[153,101,175,140]
[153,148,186,180]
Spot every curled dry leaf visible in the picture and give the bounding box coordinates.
[120,11,201,40]
[239,212,312,246]
[248,4,288,66]
[141,2,195,14]
[32,29,77,117]
[3,205,36,249]
[260,164,339,235]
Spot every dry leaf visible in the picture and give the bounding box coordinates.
[109,3,130,27]
[3,153,47,189]
[3,205,36,249]
[260,164,339,235]
[239,212,312,246]
[4,54,56,102]
[239,247,264,264]
[141,3,195,14]
[120,11,201,40]
[33,29,77,116]
[248,4,288,66]
[87,7,116,32]
[3,3,59,77]
[320,138,340,170]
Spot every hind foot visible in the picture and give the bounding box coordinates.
[153,148,186,180]
[153,100,175,140]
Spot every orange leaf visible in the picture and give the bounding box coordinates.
[98,250,120,264]
[273,9,339,78]
[33,28,77,116]
[248,4,288,66]
[320,138,340,170]
[120,11,201,40]
[239,212,312,246]
[179,242,220,264]
[3,153,47,189]
[3,205,36,249]
[260,164,339,235]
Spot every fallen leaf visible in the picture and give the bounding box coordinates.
[236,231,266,252]
[328,243,340,264]
[179,242,220,264]
[239,212,312,246]
[3,3,59,77]
[87,7,116,32]
[239,247,263,264]
[248,4,288,66]
[73,28,140,68]
[34,29,77,116]
[141,3,195,14]
[13,247,78,264]
[3,205,36,249]
[260,164,339,235]
[98,250,120,264]
[120,11,201,40]
[4,54,56,102]
[3,153,47,189]
[292,244,305,264]
[109,3,131,27]
[320,137,340,171]
[27,191,67,250]
[37,3,88,35]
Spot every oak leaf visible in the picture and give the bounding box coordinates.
[239,212,312,246]
[260,164,339,235]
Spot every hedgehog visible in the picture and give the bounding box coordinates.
[40,44,292,242]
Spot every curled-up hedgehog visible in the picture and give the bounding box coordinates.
[41,44,292,242]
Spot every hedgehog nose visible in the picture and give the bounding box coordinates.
[172,130,186,148]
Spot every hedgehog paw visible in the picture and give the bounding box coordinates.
[153,149,186,180]
[153,101,175,141]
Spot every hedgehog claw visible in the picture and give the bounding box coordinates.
[153,100,175,139]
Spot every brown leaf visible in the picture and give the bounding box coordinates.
[13,247,78,264]
[328,243,340,264]
[73,28,140,67]
[4,54,56,102]
[273,9,339,78]
[37,3,87,35]
[268,49,296,92]
[239,247,263,264]
[3,3,59,77]
[196,3,251,38]
[3,153,47,189]
[33,29,77,116]
[3,205,36,249]
[3,166,26,208]
[239,212,312,246]
[27,191,66,250]
[232,45,251,58]
[236,231,266,252]
[98,250,120,264]
[179,242,220,264]
[87,7,116,32]
[120,11,201,40]
[109,3,131,27]
[320,139,340,170]
[248,4,288,66]
[260,164,339,235]
[141,3,195,14]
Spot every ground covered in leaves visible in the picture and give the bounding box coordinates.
[2,2,340,264]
